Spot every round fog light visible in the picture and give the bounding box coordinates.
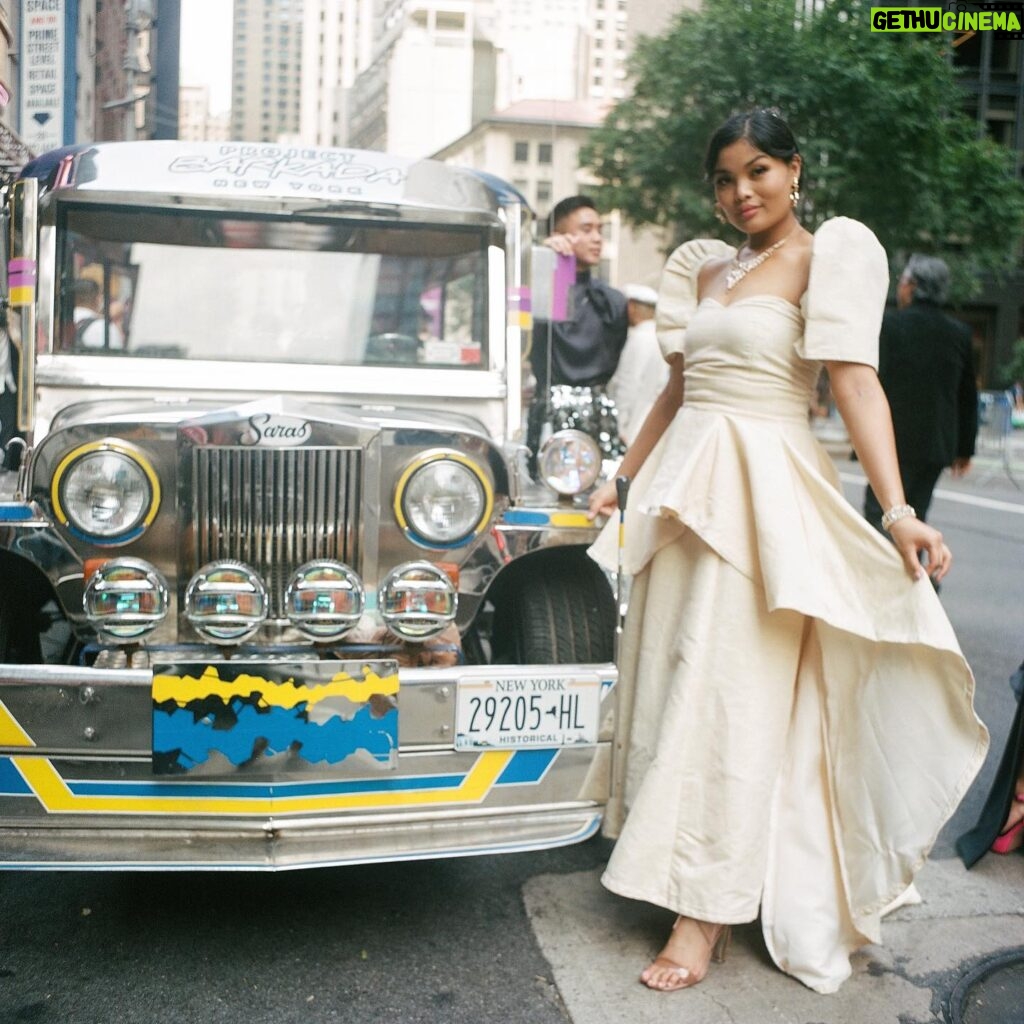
[538,429,601,495]
[379,561,457,640]
[285,560,364,640]
[84,558,169,640]
[185,561,268,643]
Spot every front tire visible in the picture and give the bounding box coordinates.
[0,590,41,663]
[495,550,616,665]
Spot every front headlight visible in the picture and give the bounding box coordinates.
[51,441,160,543]
[538,429,601,495]
[379,561,458,640]
[185,561,268,643]
[83,558,170,640]
[285,560,364,640]
[394,450,493,548]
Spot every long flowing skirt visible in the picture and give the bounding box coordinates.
[600,524,986,993]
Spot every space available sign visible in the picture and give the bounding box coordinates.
[21,0,66,155]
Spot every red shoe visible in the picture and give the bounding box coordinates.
[991,794,1024,855]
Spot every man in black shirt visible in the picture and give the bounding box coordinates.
[527,195,628,473]
[864,254,977,529]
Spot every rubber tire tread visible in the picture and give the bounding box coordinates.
[0,588,41,663]
[0,592,10,661]
[509,554,615,665]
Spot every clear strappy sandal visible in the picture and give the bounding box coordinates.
[639,917,732,992]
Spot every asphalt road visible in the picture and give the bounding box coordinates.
[0,840,611,1024]
[0,457,1020,1024]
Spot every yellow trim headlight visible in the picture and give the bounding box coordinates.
[393,449,493,548]
[51,440,161,544]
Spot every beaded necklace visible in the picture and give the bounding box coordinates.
[725,233,791,291]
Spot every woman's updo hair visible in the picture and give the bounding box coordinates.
[704,107,800,178]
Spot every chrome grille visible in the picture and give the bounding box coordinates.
[190,446,362,616]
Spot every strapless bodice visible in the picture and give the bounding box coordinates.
[683,296,819,423]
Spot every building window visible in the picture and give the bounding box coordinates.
[436,11,466,31]
[990,37,1019,73]
[538,142,552,164]
[536,180,552,203]
[514,140,529,162]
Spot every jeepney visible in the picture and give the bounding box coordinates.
[0,141,616,870]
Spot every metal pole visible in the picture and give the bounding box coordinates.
[614,474,631,658]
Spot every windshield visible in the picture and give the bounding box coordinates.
[55,205,490,368]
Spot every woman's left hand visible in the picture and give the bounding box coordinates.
[587,480,618,520]
[888,516,952,582]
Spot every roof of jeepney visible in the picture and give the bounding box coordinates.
[19,141,526,218]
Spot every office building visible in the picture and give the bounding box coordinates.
[230,0,304,142]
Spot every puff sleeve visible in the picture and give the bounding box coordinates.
[798,217,889,369]
[656,238,735,359]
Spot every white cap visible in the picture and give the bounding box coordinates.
[623,283,658,306]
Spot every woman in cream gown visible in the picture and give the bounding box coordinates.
[587,109,988,996]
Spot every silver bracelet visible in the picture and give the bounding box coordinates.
[881,503,916,531]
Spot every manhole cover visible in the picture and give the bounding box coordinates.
[949,949,1024,1024]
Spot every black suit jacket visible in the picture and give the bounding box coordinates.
[878,301,977,468]
[531,273,628,391]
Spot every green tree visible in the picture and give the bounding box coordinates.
[583,0,1024,297]
[999,337,1024,388]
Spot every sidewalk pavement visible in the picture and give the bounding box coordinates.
[525,425,1024,1022]
[523,853,1024,1024]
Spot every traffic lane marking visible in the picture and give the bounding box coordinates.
[838,471,1024,516]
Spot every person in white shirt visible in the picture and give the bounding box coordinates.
[607,284,665,444]
[72,278,125,351]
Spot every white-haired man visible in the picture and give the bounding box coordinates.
[864,254,977,531]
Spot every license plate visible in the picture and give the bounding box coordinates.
[152,660,399,774]
[455,673,601,750]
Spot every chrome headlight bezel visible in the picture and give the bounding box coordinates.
[393,449,493,549]
[284,560,365,640]
[378,561,458,640]
[184,560,268,644]
[51,440,161,544]
[83,557,170,641]
[537,429,602,495]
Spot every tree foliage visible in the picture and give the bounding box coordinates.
[1000,337,1024,387]
[582,0,1024,297]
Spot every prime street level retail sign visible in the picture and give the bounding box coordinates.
[21,0,66,154]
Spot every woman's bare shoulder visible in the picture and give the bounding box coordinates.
[697,253,733,293]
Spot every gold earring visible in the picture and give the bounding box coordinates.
[790,179,800,207]
[714,204,727,224]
